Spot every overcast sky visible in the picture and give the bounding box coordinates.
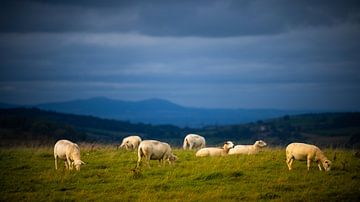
[0,0,359,110]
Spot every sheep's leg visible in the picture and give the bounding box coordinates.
[64,161,68,169]
[286,156,293,170]
[54,156,58,170]
[185,139,189,150]
[136,150,142,168]
[317,161,322,171]
[146,156,151,168]
[66,157,72,170]
[136,158,142,168]
[307,158,311,171]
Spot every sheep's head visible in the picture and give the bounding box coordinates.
[73,160,85,171]
[322,160,332,171]
[168,154,178,164]
[223,141,234,150]
[120,140,133,151]
[255,140,267,148]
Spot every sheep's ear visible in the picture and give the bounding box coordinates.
[81,161,86,165]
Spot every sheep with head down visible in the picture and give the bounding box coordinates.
[195,141,234,157]
[286,142,331,171]
[54,139,85,171]
[119,135,142,151]
[183,134,206,150]
[228,140,267,155]
[137,140,178,168]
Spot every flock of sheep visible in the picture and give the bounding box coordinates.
[54,134,332,172]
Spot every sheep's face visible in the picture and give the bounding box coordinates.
[168,154,178,164]
[323,160,332,171]
[74,160,85,171]
[120,141,133,150]
[255,140,267,148]
[224,141,234,149]
[74,163,81,171]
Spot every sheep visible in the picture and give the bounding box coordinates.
[195,141,234,157]
[119,135,142,151]
[137,140,178,167]
[228,140,267,155]
[183,134,206,150]
[54,139,85,171]
[286,142,332,171]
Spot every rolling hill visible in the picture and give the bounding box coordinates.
[31,97,307,127]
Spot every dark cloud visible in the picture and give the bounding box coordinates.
[1,0,359,36]
[0,1,359,110]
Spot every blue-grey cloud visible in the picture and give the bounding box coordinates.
[1,0,359,36]
[0,1,359,110]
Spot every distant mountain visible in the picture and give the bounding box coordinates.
[1,97,314,127]
[34,97,308,127]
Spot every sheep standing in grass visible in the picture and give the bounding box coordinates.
[183,134,206,150]
[195,141,234,157]
[137,140,178,168]
[119,135,142,151]
[228,140,267,155]
[54,139,85,171]
[286,142,331,171]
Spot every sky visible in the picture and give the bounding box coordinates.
[0,0,360,110]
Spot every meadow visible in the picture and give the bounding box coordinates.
[0,145,359,201]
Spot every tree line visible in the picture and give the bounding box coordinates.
[0,108,359,147]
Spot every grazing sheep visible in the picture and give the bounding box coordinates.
[228,140,267,155]
[183,134,206,150]
[54,139,85,171]
[195,141,234,157]
[119,135,142,151]
[286,142,332,171]
[137,140,178,167]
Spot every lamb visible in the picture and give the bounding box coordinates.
[54,139,85,171]
[286,142,331,171]
[195,141,234,157]
[228,140,267,155]
[183,134,206,150]
[137,140,178,167]
[119,135,142,151]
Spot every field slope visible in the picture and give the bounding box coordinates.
[1,146,359,201]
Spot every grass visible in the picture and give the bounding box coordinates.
[0,146,359,201]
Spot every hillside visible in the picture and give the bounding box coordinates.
[33,97,305,127]
[0,108,359,148]
[198,113,360,147]
[0,108,186,146]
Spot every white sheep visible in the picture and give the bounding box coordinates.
[137,140,178,167]
[54,139,85,171]
[119,135,142,151]
[286,142,332,171]
[183,134,206,150]
[228,140,267,155]
[195,141,234,157]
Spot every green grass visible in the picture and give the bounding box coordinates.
[0,146,359,201]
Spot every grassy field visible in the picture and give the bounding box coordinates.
[0,145,359,201]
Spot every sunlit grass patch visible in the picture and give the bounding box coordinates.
[0,146,359,201]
